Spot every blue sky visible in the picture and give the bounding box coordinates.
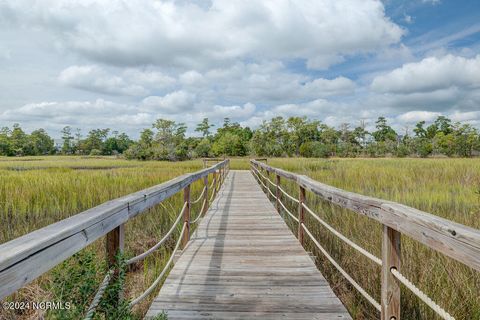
[0,0,479,138]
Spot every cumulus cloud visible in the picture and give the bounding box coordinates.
[1,0,479,136]
[1,0,403,69]
[397,111,442,123]
[371,54,480,94]
[141,91,196,113]
[59,65,176,96]
[59,65,148,96]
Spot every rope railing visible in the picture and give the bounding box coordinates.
[191,199,207,225]
[83,270,114,320]
[252,162,381,310]
[302,203,382,266]
[249,159,474,320]
[278,198,299,223]
[129,222,187,307]
[278,185,299,203]
[0,158,230,318]
[126,202,187,265]
[208,187,216,203]
[251,168,268,190]
[190,186,206,204]
[390,268,455,320]
[302,224,381,311]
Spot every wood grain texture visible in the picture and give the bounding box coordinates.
[146,170,351,320]
[381,226,401,320]
[0,160,228,300]
[251,160,480,272]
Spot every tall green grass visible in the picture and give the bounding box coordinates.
[1,156,478,319]
[0,156,211,319]
[262,158,480,319]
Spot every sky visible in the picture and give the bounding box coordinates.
[0,0,479,138]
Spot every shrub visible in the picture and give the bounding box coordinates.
[299,141,330,158]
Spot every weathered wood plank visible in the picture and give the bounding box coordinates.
[146,170,351,319]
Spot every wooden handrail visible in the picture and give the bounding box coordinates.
[250,159,479,320]
[0,159,230,300]
[251,159,480,272]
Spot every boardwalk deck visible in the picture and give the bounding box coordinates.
[146,170,351,319]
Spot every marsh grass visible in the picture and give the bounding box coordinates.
[1,156,479,319]
[0,156,209,319]
[262,158,480,319]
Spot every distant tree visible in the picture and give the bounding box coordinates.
[61,126,74,154]
[194,138,212,157]
[82,128,110,154]
[299,141,330,158]
[413,121,427,138]
[286,117,320,156]
[30,129,54,155]
[353,122,369,148]
[195,118,214,138]
[372,117,397,142]
[434,116,453,135]
[0,127,12,156]
[10,124,28,156]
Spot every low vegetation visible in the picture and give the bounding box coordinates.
[1,156,478,319]
[0,156,204,319]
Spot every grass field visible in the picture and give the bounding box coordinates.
[1,156,479,319]
[263,158,480,320]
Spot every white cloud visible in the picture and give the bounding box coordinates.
[1,0,403,69]
[179,71,205,86]
[59,65,176,96]
[1,0,479,137]
[141,91,195,113]
[371,54,480,94]
[59,65,148,96]
[397,111,442,123]
[303,77,356,98]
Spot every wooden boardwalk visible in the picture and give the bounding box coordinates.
[146,170,351,319]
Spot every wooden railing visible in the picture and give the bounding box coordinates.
[250,159,480,320]
[0,159,230,317]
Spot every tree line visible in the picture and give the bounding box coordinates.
[1,115,479,158]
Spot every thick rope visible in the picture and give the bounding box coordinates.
[129,222,187,307]
[208,187,216,203]
[191,199,207,224]
[252,167,273,185]
[267,186,276,199]
[278,185,300,203]
[278,198,299,223]
[252,169,268,190]
[190,186,206,204]
[390,268,455,320]
[83,269,114,320]
[302,224,381,312]
[302,203,382,266]
[127,202,187,265]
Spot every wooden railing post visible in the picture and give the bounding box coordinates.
[261,167,266,193]
[202,174,209,216]
[213,170,218,198]
[181,184,190,249]
[265,170,272,200]
[298,185,305,245]
[106,223,124,305]
[275,174,281,213]
[381,225,401,320]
